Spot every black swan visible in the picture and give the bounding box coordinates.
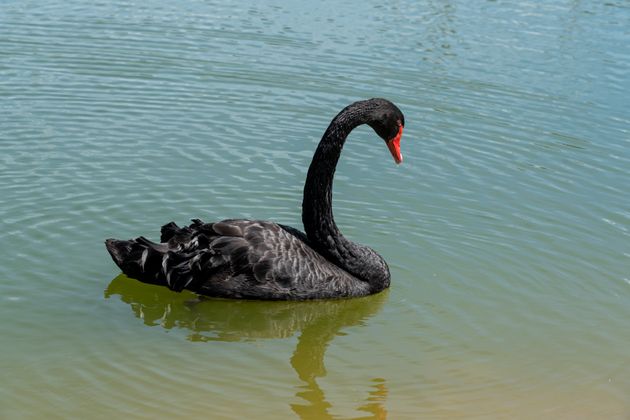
[106,98,405,300]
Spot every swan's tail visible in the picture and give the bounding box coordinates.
[105,237,169,286]
[105,222,212,292]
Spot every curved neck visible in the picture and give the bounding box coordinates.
[301,102,390,292]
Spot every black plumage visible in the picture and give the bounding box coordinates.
[105,98,405,300]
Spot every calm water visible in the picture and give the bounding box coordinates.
[1,0,629,418]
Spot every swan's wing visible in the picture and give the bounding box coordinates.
[107,218,355,299]
[200,219,341,298]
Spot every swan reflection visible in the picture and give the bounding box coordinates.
[105,274,389,419]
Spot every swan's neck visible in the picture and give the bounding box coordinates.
[302,103,390,292]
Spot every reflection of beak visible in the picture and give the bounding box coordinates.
[386,125,403,164]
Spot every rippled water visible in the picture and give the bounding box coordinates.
[1,0,629,418]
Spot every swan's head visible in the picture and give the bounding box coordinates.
[364,98,405,165]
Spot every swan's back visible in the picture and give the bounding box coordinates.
[106,219,369,300]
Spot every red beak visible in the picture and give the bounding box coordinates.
[386,124,403,164]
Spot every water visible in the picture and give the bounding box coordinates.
[1,0,629,417]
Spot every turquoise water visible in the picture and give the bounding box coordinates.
[1,0,629,418]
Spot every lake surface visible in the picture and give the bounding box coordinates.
[1,0,629,418]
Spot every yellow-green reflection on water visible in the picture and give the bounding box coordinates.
[106,275,389,419]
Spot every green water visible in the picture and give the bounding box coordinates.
[1,0,629,418]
